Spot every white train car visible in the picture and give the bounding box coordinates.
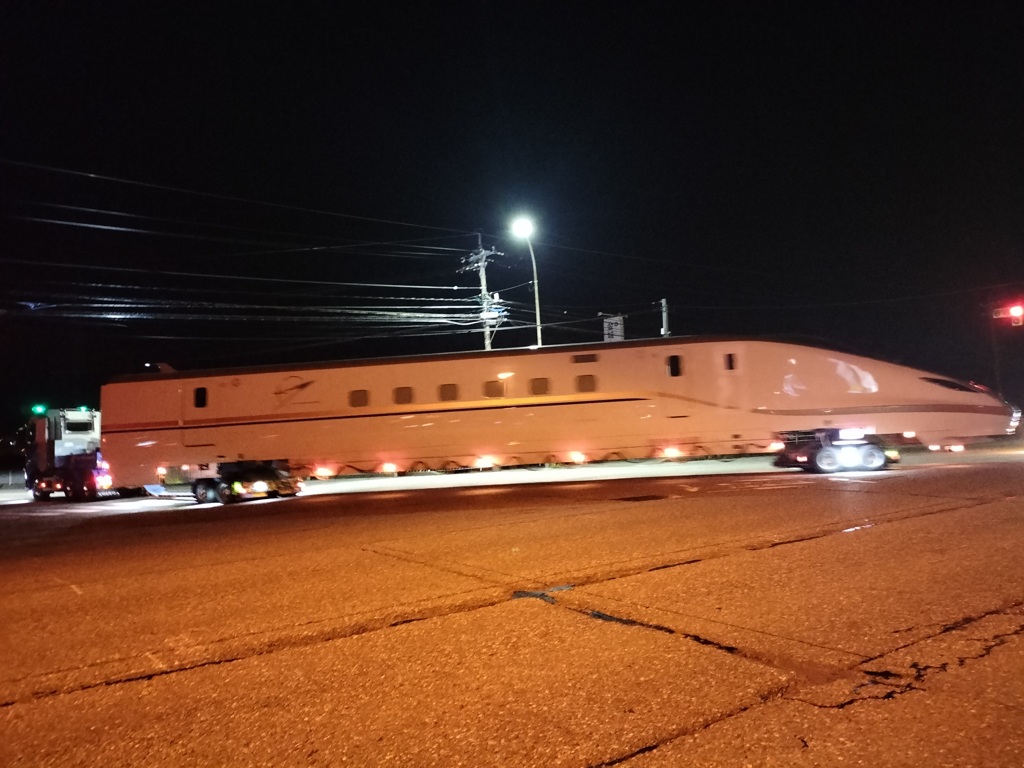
[99,337,1019,501]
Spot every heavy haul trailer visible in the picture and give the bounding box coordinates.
[23,408,114,501]
[99,336,1020,503]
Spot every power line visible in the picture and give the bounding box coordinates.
[0,158,475,236]
[3,198,344,245]
[0,256,475,292]
[3,209,481,260]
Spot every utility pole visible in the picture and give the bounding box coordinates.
[660,298,670,337]
[990,298,1024,394]
[463,235,504,350]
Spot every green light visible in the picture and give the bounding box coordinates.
[78,406,89,412]
[31,404,47,416]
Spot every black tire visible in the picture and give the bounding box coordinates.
[860,444,887,470]
[194,481,214,503]
[214,482,237,504]
[32,489,51,501]
[812,447,841,473]
[65,476,97,502]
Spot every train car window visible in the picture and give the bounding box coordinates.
[349,389,370,407]
[483,380,505,398]
[576,374,597,393]
[194,387,207,408]
[393,386,414,405]
[724,353,736,371]
[920,377,977,392]
[666,355,683,377]
[573,354,599,363]
[438,383,459,401]
[529,377,550,395]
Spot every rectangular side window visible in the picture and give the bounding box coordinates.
[666,355,682,377]
[572,353,599,363]
[724,353,736,371]
[483,380,505,398]
[529,377,550,395]
[438,383,459,401]
[194,387,207,408]
[576,374,597,393]
[393,386,413,405]
[349,389,370,407]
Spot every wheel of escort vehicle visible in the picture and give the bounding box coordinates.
[812,447,841,473]
[193,481,214,504]
[214,482,237,504]
[860,444,886,470]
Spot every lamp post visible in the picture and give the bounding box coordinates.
[511,216,542,347]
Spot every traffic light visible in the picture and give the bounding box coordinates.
[992,304,1024,326]
[31,404,47,416]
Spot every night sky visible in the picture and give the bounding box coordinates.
[2,2,1024,436]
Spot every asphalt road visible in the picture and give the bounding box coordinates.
[2,448,1023,766]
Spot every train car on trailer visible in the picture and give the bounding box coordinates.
[99,336,1020,502]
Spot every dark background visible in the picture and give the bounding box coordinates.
[2,1,1023,440]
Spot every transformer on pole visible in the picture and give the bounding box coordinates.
[462,234,505,350]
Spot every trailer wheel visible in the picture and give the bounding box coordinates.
[79,478,98,501]
[860,444,886,470]
[66,479,97,502]
[214,482,237,504]
[194,481,214,503]
[812,447,841,473]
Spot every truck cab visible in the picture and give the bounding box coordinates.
[23,408,113,501]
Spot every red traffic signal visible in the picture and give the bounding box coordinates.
[993,303,1024,324]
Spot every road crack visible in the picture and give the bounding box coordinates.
[786,602,1024,711]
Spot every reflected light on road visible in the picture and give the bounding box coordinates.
[842,524,874,533]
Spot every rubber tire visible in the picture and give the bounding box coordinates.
[194,482,214,503]
[860,444,887,470]
[214,482,237,504]
[812,447,841,473]
[32,489,51,501]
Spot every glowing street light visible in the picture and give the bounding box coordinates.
[511,216,542,347]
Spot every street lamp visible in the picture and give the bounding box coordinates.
[511,216,542,347]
